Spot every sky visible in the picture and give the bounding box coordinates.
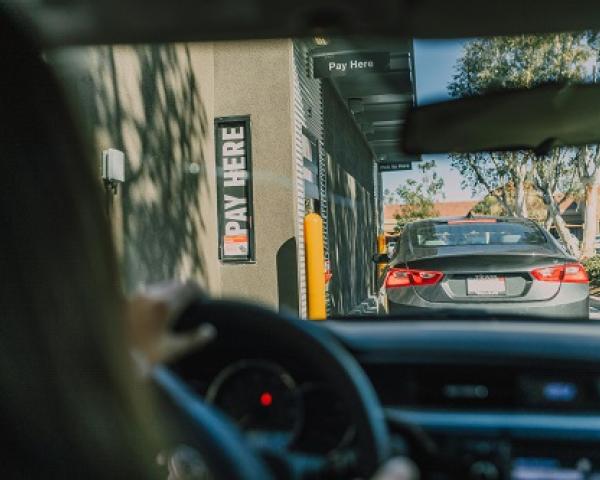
[382,39,484,203]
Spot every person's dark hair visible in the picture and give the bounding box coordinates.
[0,10,162,478]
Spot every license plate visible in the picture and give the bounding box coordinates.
[467,276,506,296]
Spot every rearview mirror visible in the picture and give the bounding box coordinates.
[402,83,600,155]
[372,253,389,264]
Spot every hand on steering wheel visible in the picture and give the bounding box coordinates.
[128,280,274,480]
[127,280,216,365]
[129,280,418,480]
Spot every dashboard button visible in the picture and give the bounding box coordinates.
[469,460,500,480]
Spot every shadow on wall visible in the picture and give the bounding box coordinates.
[276,237,299,315]
[327,165,375,314]
[92,44,210,291]
[323,82,377,315]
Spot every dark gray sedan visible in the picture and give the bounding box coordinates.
[376,216,590,319]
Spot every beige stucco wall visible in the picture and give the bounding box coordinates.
[54,39,299,311]
[214,40,298,308]
[60,43,222,295]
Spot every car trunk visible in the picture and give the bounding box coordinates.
[404,245,567,303]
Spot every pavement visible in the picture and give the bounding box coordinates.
[590,296,600,320]
[348,295,378,316]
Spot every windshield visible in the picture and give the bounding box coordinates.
[46,32,600,321]
[411,221,547,248]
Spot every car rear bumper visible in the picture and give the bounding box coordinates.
[385,284,590,320]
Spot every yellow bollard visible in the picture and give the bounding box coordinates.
[377,234,387,277]
[304,213,327,320]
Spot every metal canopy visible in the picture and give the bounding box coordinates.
[311,37,418,164]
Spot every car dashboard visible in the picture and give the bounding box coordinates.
[170,334,356,456]
[328,320,600,479]
[172,319,600,479]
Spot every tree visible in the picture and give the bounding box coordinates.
[388,160,445,232]
[450,151,530,217]
[472,195,501,216]
[383,188,398,205]
[531,148,582,257]
[448,33,594,256]
[473,181,565,223]
[574,143,600,258]
[573,35,600,258]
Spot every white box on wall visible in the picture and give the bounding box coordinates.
[102,148,125,183]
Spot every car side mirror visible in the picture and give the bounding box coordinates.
[372,253,389,264]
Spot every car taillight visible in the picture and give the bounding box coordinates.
[385,268,444,288]
[531,265,563,282]
[563,263,589,283]
[531,263,589,284]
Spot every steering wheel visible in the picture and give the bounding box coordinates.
[151,364,275,480]
[153,298,392,479]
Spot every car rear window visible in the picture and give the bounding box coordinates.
[410,221,547,247]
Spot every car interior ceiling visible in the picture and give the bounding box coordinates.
[7,2,600,480]
[11,0,600,47]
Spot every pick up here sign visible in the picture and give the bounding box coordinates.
[216,117,255,262]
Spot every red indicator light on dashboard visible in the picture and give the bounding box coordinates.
[260,392,273,407]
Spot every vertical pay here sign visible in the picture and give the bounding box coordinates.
[216,116,255,262]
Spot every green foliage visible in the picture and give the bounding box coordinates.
[472,196,503,216]
[383,188,396,205]
[448,34,593,220]
[390,160,445,232]
[449,34,592,97]
[582,256,600,287]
